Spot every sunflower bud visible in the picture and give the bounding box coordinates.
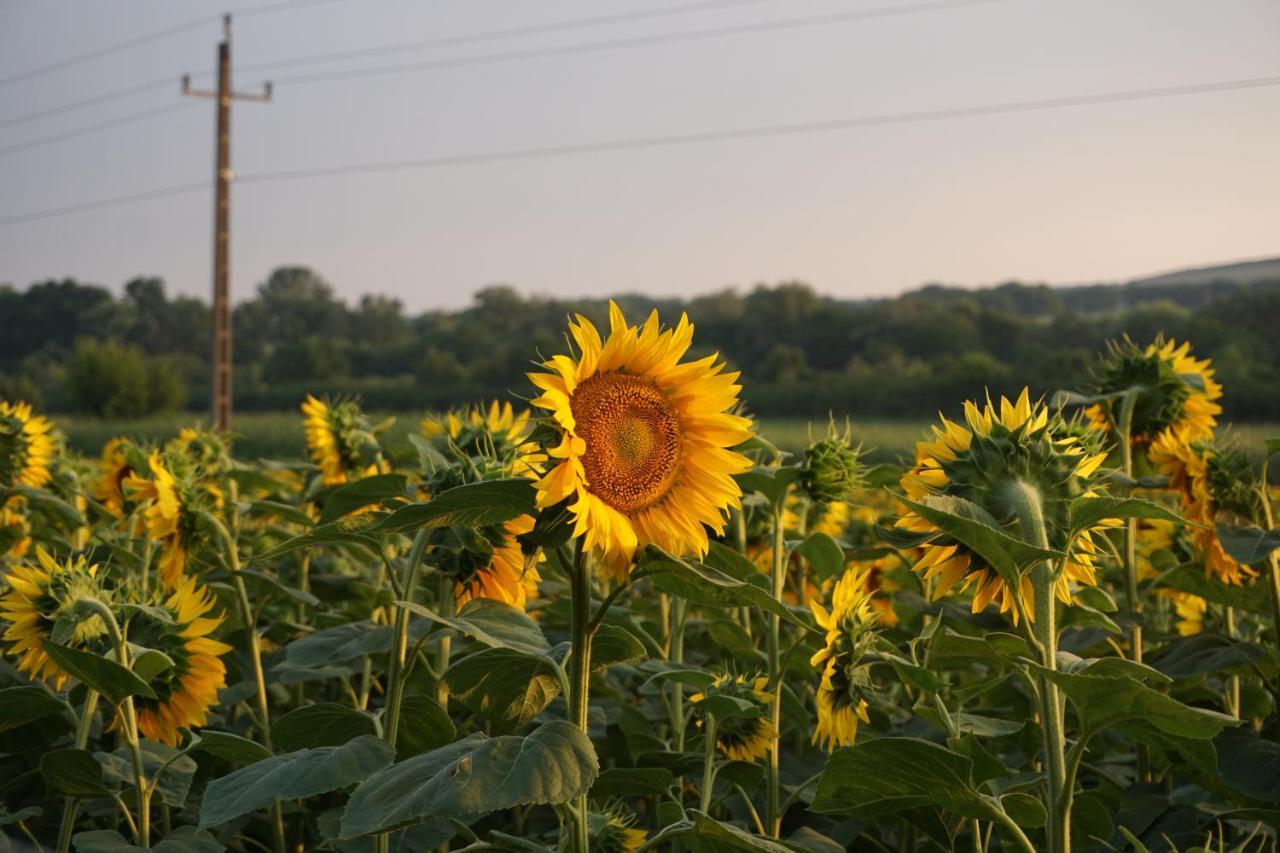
[800,421,864,505]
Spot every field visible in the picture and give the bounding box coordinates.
[3,325,1280,853]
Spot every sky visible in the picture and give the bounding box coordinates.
[0,0,1277,311]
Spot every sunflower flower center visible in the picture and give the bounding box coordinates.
[571,373,683,513]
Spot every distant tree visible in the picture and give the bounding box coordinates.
[68,339,185,418]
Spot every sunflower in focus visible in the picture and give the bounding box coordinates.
[121,577,231,745]
[0,400,55,490]
[1,548,109,690]
[898,389,1113,623]
[529,303,753,578]
[810,563,881,751]
[422,400,547,479]
[690,673,777,762]
[1083,337,1221,449]
[586,803,647,852]
[453,515,543,609]
[301,395,386,487]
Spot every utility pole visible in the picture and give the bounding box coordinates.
[182,15,270,433]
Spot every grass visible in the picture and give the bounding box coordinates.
[58,411,1279,468]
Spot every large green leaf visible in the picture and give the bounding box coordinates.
[1215,729,1280,801]
[900,495,1061,585]
[372,479,536,533]
[1150,634,1266,680]
[0,686,65,733]
[73,826,223,853]
[40,643,156,706]
[1068,496,1182,533]
[41,749,114,798]
[734,466,801,507]
[400,598,549,656]
[590,767,674,798]
[279,620,395,671]
[252,520,382,562]
[589,624,648,669]
[632,548,811,630]
[189,731,272,765]
[810,738,1000,821]
[445,647,561,730]
[340,721,597,838]
[393,694,456,758]
[319,474,409,524]
[640,809,795,851]
[198,735,394,830]
[1215,523,1280,566]
[246,500,316,528]
[96,741,197,807]
[1160,564,1272,613]
[271,703,378,751]
[791,532,846,581]
[1028,663,1235,739]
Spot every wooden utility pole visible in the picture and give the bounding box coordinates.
[182,15,270,433]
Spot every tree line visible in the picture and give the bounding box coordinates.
[1,267,1277,420]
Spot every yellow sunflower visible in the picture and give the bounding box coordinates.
[422,400,547,479]
[898,389,1112,624]
[122,577,231,746]
[302,395,386,487]
[93,437,138,517]
[528,302,753,578]
[1083,337,1222,448]
[0,400,55,489]
[1,548,109,691]
[1156,588,1206,636]
[810,563,881,751]
[690,673,778,762]
[454,515,543,609]
[0,498,32,560]
[125,452,191,589]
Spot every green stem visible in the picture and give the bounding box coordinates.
[700,714,718,814]
[990,804,1039,853]
[1260,479,1280,654]
[1225,605,1241,718]
[56,689,100,853]
[568,545,594,853]
[1007,480,1068,853]
[434,574,454,709]
[671,598,688,753]
[765,488,790,838]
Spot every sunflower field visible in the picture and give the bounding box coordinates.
[2,305,1279,853]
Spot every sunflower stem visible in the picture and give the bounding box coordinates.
[1007,480,1069,853]
[699,713,718,813]
[55,689,99,853]
[765,487,790,838]
[568,544,594,853]
[670,598,688,753]
[1259,471,1280,655]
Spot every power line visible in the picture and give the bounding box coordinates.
[237,0,791,73]
[3,74,1277,228]
[0,78,175,131]
[0,0,347,90]
[234,75,1280,182]
[269,0,1005,85]
[0,101,201,159]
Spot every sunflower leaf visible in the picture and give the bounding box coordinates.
[40,642,157,705]
[399,598,550,656]
[444,647,561,731]
[339,721,598,838]
[198,736,394,830]
[41,749,115,798]
[0,686,66,733]
[372,479,536,534]
[1215,523,1280,566]
[791,532,846,581]
[632,547,813,631]
[900,495,1063,584]
[270,703,378,751]
[639,810,796,851]
[393,694,456,758]
[318,474,409,524]
[1068,497,1183,534]
[188,731,272,765]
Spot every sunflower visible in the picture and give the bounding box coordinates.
[898,389,1112,624]
[122,577,231,745]
[690,673,778,762]
[0,498,32,560]
[586,803,647,852]
[422,400,547,479]
[1156,588,1206,637]
[125,452,195,589]
[861,554,902,628]
[810,565,881,751]
[782,494,850,540]
[1,548,109,690]
[529,302,753,579]
[1083,337,1221,449]
[301,395,385,487]
[454,515,543,609]
[93,437,138,517]
[0,400,55,490]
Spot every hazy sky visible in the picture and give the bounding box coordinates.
[1,0,1277,311]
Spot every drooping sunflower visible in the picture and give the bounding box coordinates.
[529,302,753,578]
[0,400,55,490]
[0,548,109,691]
[301,395,386,487]
[422,400,547,479]
[810,563,880,751]
[93,437,139,517]
[453,515,543,609]
[1083,337,1222,449]
[122,577,231,745]
[586,803,647,852]
[125,451,198,589]
[690,673,778,762]
[898,389,1112,623]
